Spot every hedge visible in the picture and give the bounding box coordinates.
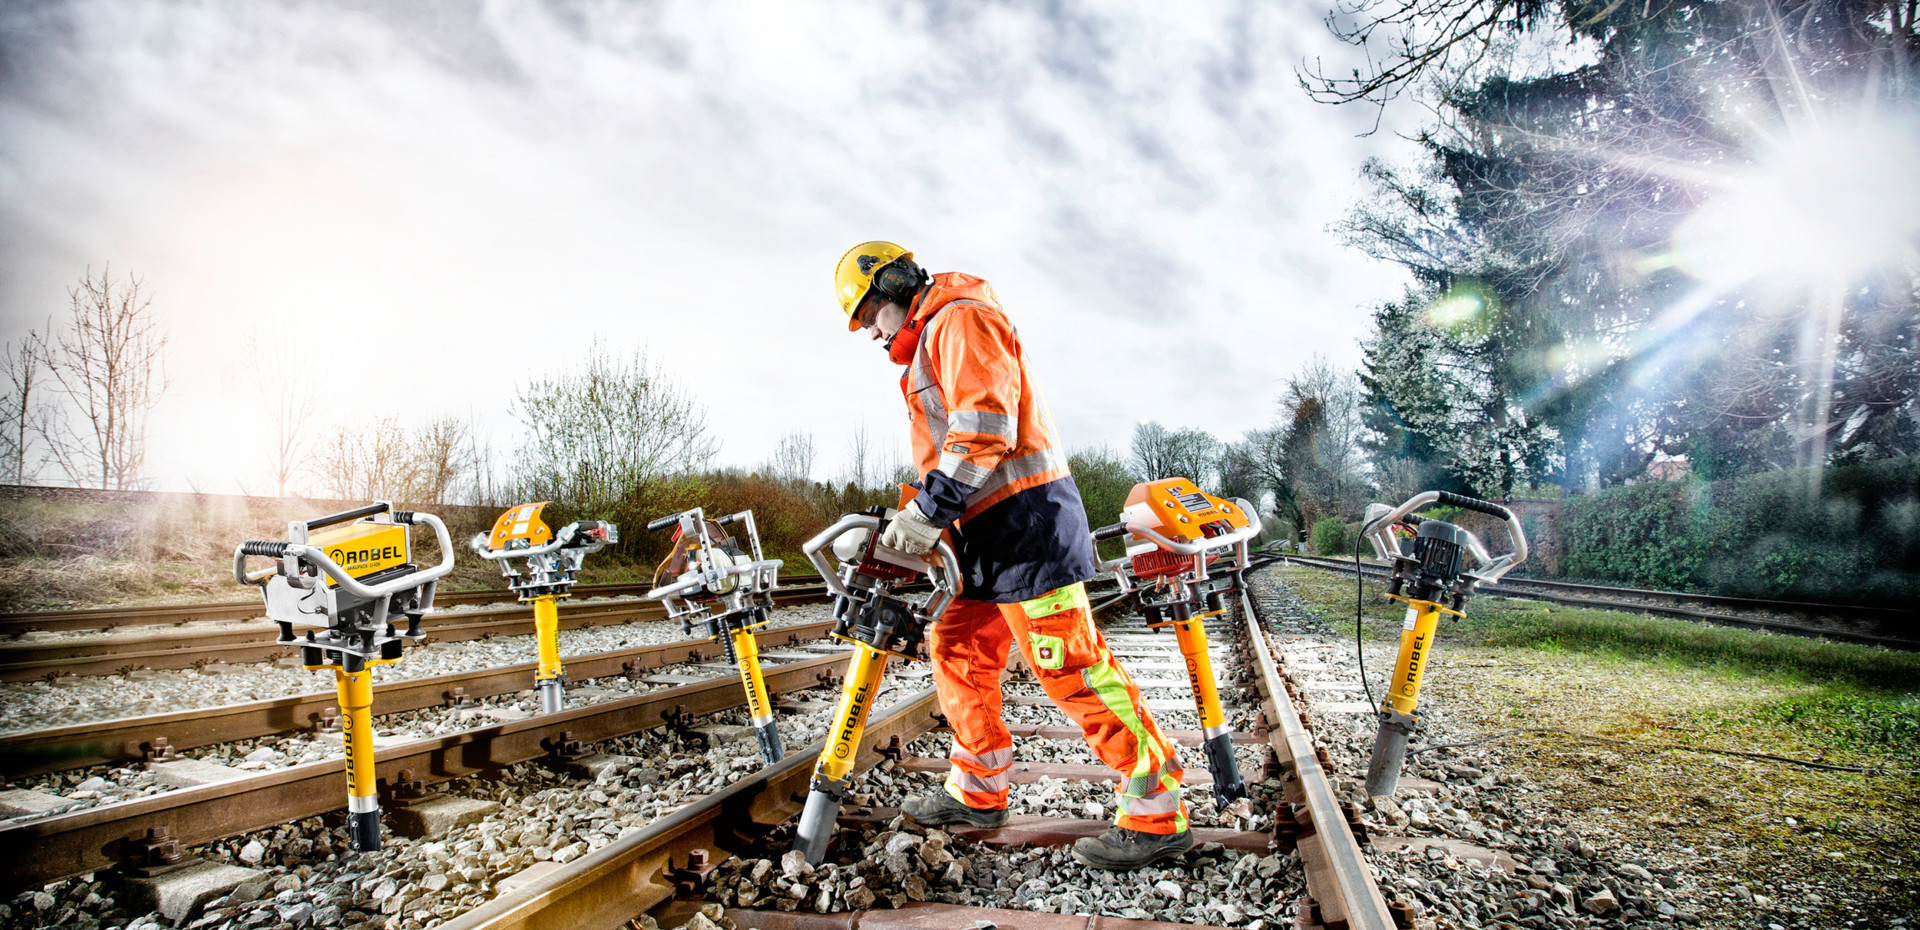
[1561,455,1920,606]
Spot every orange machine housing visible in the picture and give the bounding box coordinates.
[1120,479,1251,579]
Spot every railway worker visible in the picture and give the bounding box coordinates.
[832,240,1192,870]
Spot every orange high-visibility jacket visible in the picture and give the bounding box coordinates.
[890,273,1097,602]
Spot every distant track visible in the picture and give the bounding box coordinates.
[0,585,835,682]
[1282,555,1919,651]
[0,582,663,635]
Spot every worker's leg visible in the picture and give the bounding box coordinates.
[928,597,1016,810]
[1001,582,1187,835]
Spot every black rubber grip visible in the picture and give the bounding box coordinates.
[646,514,681,532]
[241,540,290,557]
[716,513,739,525]
[391,510,416,525]
[1436,491,1514,520]
[1400,513,1428,526]
[1092,523,1128,541]
[307,502,388,530]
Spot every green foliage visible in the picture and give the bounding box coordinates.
[1745,693,1920,763]
[1561,455,1920,604]
[1070,447,1137,561]
[1309,516,1352,555]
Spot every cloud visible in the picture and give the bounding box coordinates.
[0,0,1419,491]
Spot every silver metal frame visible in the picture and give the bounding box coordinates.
[640,508,784,624]
[1094,496,1263,597]
[1358,491,1530,585]
[802,512,960,622]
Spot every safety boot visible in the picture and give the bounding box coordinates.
[1070,826,1194,870]
[899,789,1008,828]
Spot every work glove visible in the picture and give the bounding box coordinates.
[879,501,943,557]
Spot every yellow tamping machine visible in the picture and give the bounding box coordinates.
[1091,477,1263,807]
[235,501,456,852]
[1357,490,1528,796]
[791,506,961,864]
[470,502,618,714]
[640,507,786,764]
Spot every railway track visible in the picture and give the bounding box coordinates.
[0,621,836,779]
[0,583,662,635]
[1283,554,1919,650]
[432,566,1392,930]
[0,586,835,682]
[1,563,1395,929]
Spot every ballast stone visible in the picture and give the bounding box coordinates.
[121,859,263,923]
[389,796,503,839]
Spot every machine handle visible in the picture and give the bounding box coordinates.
[1092,523,1127,541]
[1436,491,1515,521]
[715,513,739,526]
[306,502,390,531]
[244,513,459,598]
[646,514,679,532]
[241,540,290,557]
[1360,491,1529,583]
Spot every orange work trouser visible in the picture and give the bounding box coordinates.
[928,583,1188,834]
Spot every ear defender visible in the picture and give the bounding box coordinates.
[873,259,928,304]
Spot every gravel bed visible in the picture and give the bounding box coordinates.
[679,597,1302,928]
[0,603,833,736]
[7,643,849,823]
[0,664,937,930]
[1247,568,1723,930]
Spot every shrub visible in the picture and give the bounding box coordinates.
[1309,516,1351,556]
[1561,455,1920,605]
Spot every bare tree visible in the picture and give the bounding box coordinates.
[769,431,817,485]
[1129,421,1222,488]
[43,266,169,489]
[311,424,367,501]
[406,416,470,504]
[0,325,49,484]
[510,341,717,511]
[228,330,319,498]
[844,421,874,489]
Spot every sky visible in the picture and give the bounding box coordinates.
[0,0,1422,493]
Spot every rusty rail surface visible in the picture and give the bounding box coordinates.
[437,689,945,930]
[1238,582,1396,930]
[0,583,661,635]
[0,651,859,893]
[432,562,1390,930]
[0,586,836,681]
[0,621,837,779]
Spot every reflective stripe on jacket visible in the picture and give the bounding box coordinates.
[897,273,1097,603]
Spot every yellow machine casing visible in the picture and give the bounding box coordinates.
[1120,477,1249,545]
[485,502,553,550]
[311,522,411,587]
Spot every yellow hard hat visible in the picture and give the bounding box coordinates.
[835,240,913,332]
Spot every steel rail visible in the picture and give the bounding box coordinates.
[436,560,1383,930]
[0,583,663,635]
[0,586,836,681]
[1238,576,1396,930]
[1284,556,1920,651]
[0,651,862,894]
[0,621,837,779]
[437,690,945,930]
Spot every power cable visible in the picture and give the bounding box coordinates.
[1355,532,1377,710]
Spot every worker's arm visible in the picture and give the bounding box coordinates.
[916,304,1021,525]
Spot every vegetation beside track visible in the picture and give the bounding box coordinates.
[1279,564,1920,926]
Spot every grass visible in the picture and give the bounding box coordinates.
[1277,563,1920,924]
